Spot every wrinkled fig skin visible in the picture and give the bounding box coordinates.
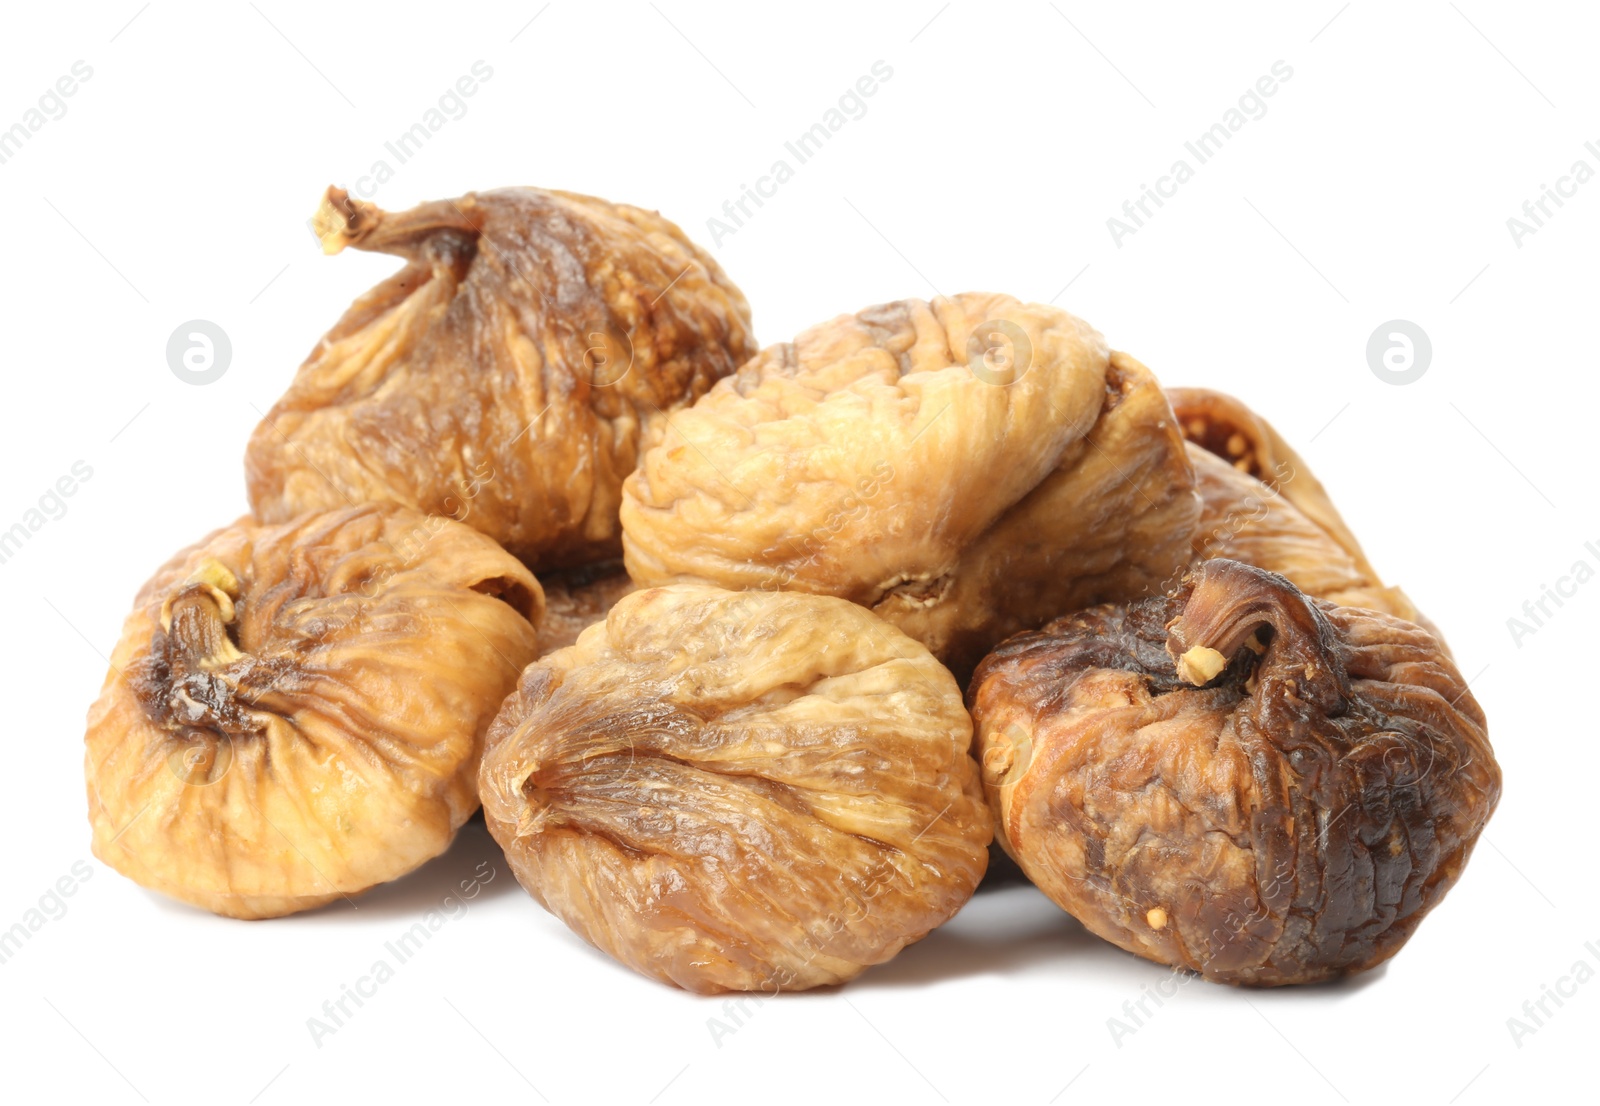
[84,506,542,919]
[1187,445,1423,622]
[1170,386,1369,568]
[885,351,1199,681]
[1171,387,1429,629]
[246,186,757,571]
[622,294,1197,669]
[531,560,636,657]
[480,585,992,994]
[970,559,1500,986]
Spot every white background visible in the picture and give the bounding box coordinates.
[0,1,1592,1103]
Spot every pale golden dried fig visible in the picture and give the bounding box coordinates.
[621,294,1197,673]
[970,558,1500,985]
[480,584,992,993]
[882,351,1198,678]
[84,505,541,919]
[246,187,757,571]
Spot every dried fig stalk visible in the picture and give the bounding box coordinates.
[246,186,757,571]
[480,584,992,993]
[621,294,1197,671]
[84,505,542,919]
[970,558,1500,985]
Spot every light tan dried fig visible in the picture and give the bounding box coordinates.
[621,294,1197,674]
[84,505,541,919]
[480,584,992,993]
[246,186,757,571]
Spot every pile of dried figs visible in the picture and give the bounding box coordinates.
[83,185,1501,992]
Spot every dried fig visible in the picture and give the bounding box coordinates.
[1172,387,1426,625]
[246,187,757,571]
[621,294,1197,671]
[970,558,1499,985]
[530,560,636,657]
[84,505,541,919]
[480,584,992,993]
[882,350,1198,679]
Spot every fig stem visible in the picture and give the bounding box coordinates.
[313,186,482,260]
[160,560,244,669]
[1165,559,1347,708]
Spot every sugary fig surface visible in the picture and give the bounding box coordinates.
[85,506,541,919]
[970,558,1499,985]
[531,560,636,657]
[246,186,756,571]
[1172,387,1425,625]
[622,294,1196,666]
[480,584,992,993]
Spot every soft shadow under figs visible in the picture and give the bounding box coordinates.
[856,882,1128,988]
[228,814,522,923]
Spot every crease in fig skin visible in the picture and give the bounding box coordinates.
[84,504,542,920]
[970,558,1500,986]
[622,294,1199,678]
[480,584,993,994]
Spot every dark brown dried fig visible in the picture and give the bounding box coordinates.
[84,505,541,919]
[246,187,757,571]
[480,584,992,993]
[970,558,1499,985]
